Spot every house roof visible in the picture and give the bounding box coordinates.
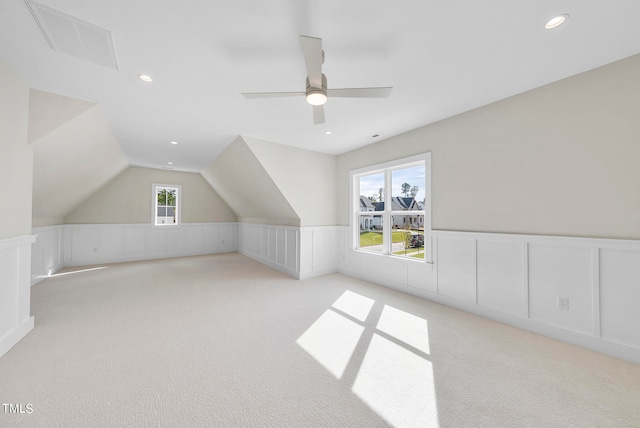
[371,197,419,212]
[360,196,376,210]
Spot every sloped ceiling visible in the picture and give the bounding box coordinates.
[201,136,300,226]
[28,89,95,144]
[31,94,128,225]
[2,1,640,172]
[243,137,337,226]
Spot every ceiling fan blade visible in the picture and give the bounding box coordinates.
[327,87,393,98]
[241,91,305,99]
[300,35,323,88]
[312,105,325,125]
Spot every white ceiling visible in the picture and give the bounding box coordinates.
[2,0,639,173]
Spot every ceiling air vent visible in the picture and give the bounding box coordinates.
[25,0,118,70]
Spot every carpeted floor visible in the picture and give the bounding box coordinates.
[1,253,639,427]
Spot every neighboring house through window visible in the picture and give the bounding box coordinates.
[152,184,181,226]
[351,153,431,261]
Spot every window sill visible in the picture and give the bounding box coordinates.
[353,248,433,265]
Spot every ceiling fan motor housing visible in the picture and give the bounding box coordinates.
[306,74,328,105]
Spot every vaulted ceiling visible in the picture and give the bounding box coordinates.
[2,1,640,173]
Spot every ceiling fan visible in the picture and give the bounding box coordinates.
[241,35,393,125]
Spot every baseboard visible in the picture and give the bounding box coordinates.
[299,266,338,280]
[32,262,64,286]
[0,317,34,359]
[238,249,299,279]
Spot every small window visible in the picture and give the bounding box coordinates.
[152,184,181,226]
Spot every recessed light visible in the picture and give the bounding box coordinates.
[167,162,173,165]
[138,74,153,82]
[325,131,332,135]
[545,14,568,29]
[170,141,178,145]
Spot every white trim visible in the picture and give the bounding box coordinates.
[351,152,432,262]
[237,223,339,280]
[591,247,601,338]
[151,183,182,227]
[0,234,36,358]
[31,223,238,279]
[0,317,34,359]
[0,235,36,249]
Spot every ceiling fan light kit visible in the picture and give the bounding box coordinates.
[306,74,328,105]
[241,35,393,124]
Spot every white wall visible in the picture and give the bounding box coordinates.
[238,223,338,279]
[201,136,300,226]
[333,54,640,364]
[0,59,35,358]
[31,223,237,282]
[337,54,640,240]
[244,137,338,226]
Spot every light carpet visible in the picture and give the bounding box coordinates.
[1,253,639,427]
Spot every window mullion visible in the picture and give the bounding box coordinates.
[384,168,392,254]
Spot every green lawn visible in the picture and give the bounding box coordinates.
[359,231,406,247]
[393,248,425,259]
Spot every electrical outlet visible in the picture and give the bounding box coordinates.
[557,297,570,311]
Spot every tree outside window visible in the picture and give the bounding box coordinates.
[153,184,181,226]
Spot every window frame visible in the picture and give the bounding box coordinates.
[152,183,182,227]
[351,153,432,263]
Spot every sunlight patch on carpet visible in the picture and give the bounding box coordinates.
[377,305,430,354]
[296,309,364,378]
[49,266,108,277]
[331,290,375,322]
[352,334,439,427]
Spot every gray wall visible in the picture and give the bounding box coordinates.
[338,54,640,240]
[0,60,32,239]
[65,167,237,224]
[201,136,301,226]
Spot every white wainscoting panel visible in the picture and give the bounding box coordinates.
[32,226,64,283]
[338,227,640,364]
[337,227,435,293]
[147,228,167,258]
[71,226,100,264]
[238,223,338,279]
[39,223,236,272]
[100,226,125,260]
[476,240,525,317]
[167,228,186,255]
[125,226,147,257]
[528,243,593,335]
[599,248,640,349]
[1,235,36,358]
[437,236,476,303]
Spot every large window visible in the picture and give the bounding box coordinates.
[152,184,181,226]
[352,153,431,262]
